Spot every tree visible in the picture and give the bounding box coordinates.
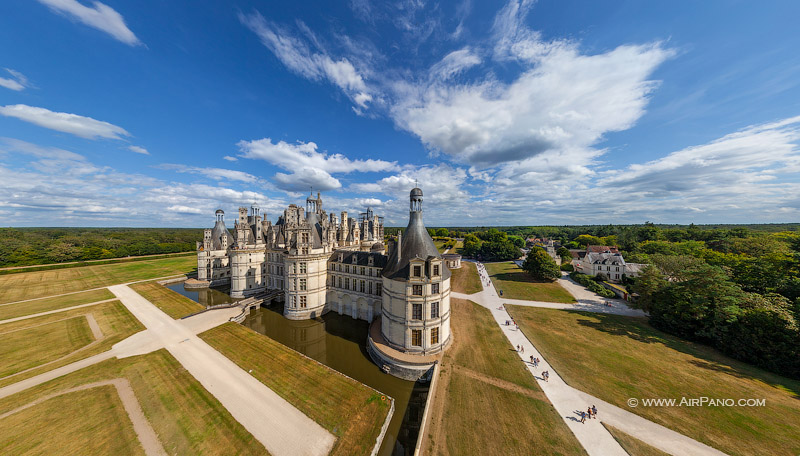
[575,234,603,247]
[522,249,560,281]
[556,246,571,261]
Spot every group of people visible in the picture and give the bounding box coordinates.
[529,355,539,367]
[579,405,598,423]
[475,261,492,288]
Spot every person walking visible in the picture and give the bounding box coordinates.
[587,407,593,420]
[516,344,520,352]
[580,411,586,423]
[591,405,597,419]
[530,355,534,364]
[520,345,524,354]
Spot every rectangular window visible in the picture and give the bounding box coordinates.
[411,329,422,346]
[360,280,365,293]
[433,265,440,276]
[293,279,296,290]
[431,302,439,318]
[290,296,296,308]
[292,263,297,274]
[376,283,382,296]
[412,284,423,296]
[431,327,440,345]
[302,233,309,243]
[338,264,341,272]
[345,265,349,273]
[412,303,422,320]
[369,282,373,294]
[299,278,307,291]
[345,278,349,289]
[300,296,307,308]
[302,247,308,255]
[432,283,439,294]
[337,276,342,288]
[413,265,422,277]
[300,262,307,273]
[361,267,365,275]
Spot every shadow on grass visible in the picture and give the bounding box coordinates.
[493,271,557,285]
[557,310,800,399]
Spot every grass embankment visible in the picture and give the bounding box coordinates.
[200,323,390,456]
[0,301,144,388]
[485,261,575,303]
[130,281,204,319]
[425,299,585,455]
[603,424,670,456]
[0,317,94,377]
[506,306,800,456]
[0,255,197,304]
[0,350,266,455]
[449,261,482,295]
[0,288,114,321]
[1,386,145,455]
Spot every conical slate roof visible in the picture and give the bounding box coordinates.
[382,210,450,280]
[210,220,231,250]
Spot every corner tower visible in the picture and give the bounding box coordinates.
[367,187,452,381]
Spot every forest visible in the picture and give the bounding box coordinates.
[0,227,201,267]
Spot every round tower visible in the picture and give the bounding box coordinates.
[367,187,452,381]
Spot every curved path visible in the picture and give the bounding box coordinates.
[462,261,725,456]
[0,379,167,456]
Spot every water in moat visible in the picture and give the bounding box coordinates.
[165,282,239,307]
[170,281,425,455]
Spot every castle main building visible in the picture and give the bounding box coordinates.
[197,188,453,379]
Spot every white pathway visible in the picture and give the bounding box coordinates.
[467,261,726,456]
[0,285,335,456]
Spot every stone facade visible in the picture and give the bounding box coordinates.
[197,188,451,380]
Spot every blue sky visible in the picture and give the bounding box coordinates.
[1,0,799,227]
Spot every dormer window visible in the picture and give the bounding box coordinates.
[352,255,357,264]
[368,257,374,266]
[413,265,422,277]
[433,264,440,276]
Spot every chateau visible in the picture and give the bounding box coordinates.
[197,188,453,379]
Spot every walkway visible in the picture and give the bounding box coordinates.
[0,285,335,456]
[0,379,167,456]
[465,261,725,456]
[0,299,118,325]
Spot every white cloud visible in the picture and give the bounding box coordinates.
[239,12,373,110]
[0,104,130,140]
[37,0,141,46]
[274,167,342,192]
[128,145,149,155]
[223,155,238,162]
[237,137,397,174]
[156,164,259,184]
[429,48,481,80]
[0,69,30,91]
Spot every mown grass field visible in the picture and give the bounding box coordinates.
[424,299,585,455]
[506,306,800,456]
[0,350,267,455]
[0,300,144,388]
[200,323,390,456]
[129,281,204,319]
[0,316,94,377]
[0,255,197,304]
[603,424,670,456]
[0,385,145,455]
[485,261,575,303]
[0,288,115,321]
[449,261,482,295]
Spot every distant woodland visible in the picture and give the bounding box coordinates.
[0,228,201,267]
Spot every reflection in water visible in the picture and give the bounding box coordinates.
[244,305,425,456]
[165,282,238,307]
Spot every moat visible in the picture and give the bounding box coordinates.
[168,282,424,455]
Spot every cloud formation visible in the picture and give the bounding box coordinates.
[0,104,130,140]
[0,69,31,91]
[128,145,149,155]
[37,0,141,46]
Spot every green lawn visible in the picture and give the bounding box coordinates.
[0,350,266,455]
[0,385,145,455]
[0,316,94,377]
[603,424,670,456]
[485,261,575,303]
[200,323,390,456]
[449,261,482,295]
[129,281,204,319]
[0,288,115,321]
[0,256,197,304]
[0,300,144,388]
[425,299,585,455]
[506,306,800,456]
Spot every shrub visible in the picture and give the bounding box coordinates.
[569,272,616,298]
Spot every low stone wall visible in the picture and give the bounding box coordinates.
[413,361,440,456]
[367,337,436,382]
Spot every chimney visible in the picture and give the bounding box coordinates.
[396,233,402,264]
